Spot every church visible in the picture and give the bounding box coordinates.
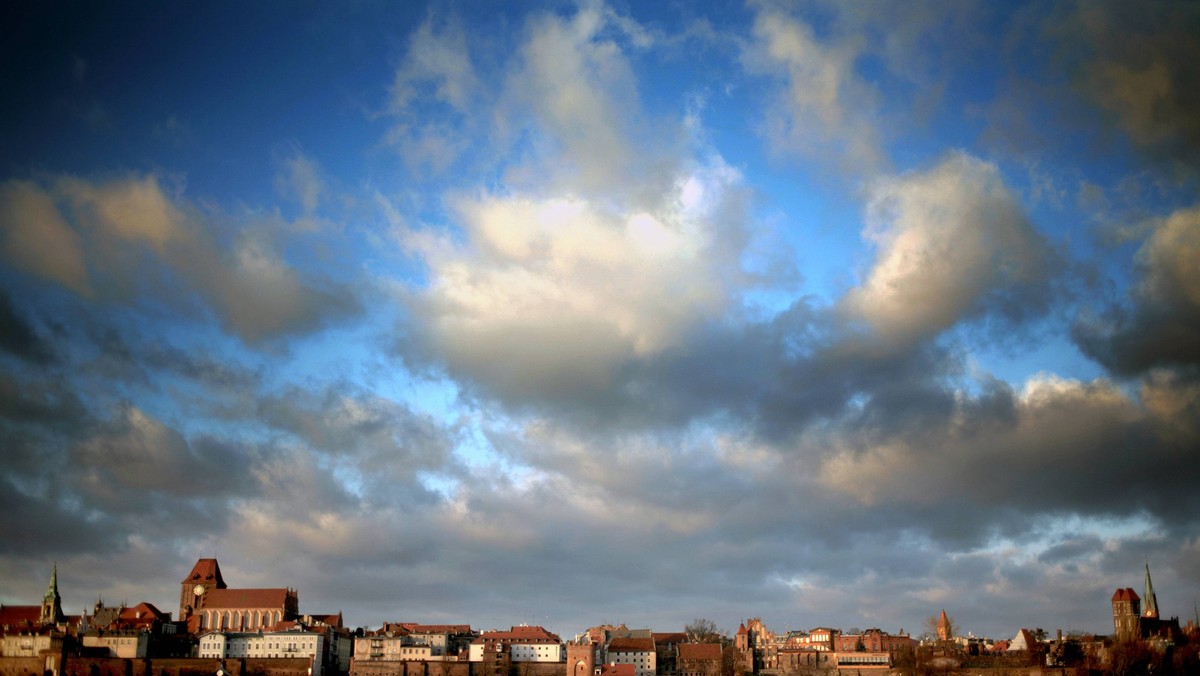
[180,558,299,633]
[1111,563,1182,643]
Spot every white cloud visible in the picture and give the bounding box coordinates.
[841,153,1052,349]
[744,6,883,171]
[1,174,355,344]
[404,160,743,400]
[1138,205,1200,311]
[275,149,325,219]
[505,6,649,195]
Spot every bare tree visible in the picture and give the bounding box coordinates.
[686,618,724,644]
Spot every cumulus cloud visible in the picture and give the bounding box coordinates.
[504,4,663,195]
[70,405,256,509]
[387,15,484,174]
[743,5,884,172]
[1066,2,1200,172]
[0,175,358,344]
[840,153,1055,350]
[402,158,747,407]
[817,374,1200,529]
[1074,204,1200,375]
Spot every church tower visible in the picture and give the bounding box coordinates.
[180,558,227,620]
[39,564,65,625]
[1112,588,1141,640]
[937,609,951,641]
[1143,562,1159,619]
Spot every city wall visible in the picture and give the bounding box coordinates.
[0,656,43,676]
[0,657,314,676]
[349,662,562,676]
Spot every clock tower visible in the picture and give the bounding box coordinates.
[180,558,227,620]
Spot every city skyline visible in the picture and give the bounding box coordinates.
[2,1,1199,642]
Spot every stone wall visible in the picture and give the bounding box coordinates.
[46,657,312,676]
[348,661,564,676]
[0,656,44,676]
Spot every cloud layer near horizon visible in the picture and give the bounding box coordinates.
[1,0,1199,641]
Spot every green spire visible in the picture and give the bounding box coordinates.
[1143,561,1159,618]
[39,563,64,625]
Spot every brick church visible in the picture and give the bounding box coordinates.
[180,558,298,633]
[1111,563,1181,643]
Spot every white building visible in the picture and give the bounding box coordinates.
[469,626,564,663]
[354,633,433,662]
[0,632,62,658]
[197,628,325,676]
[605,637,656,676]
[81,631,150,658]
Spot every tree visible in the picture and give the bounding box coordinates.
[686,618,724,644]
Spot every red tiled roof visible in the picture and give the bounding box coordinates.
[600,665,635,676]
[204,588,291,609]
[652,632,687,645]
[607,637,655,652]
[0,606,41,628]
[119,602,168,622]
[1112,587,1140,602]
[309,613,343,628]
[478,626,560,641]
[677,643,721,661]
[183,559,226,587]
[408,624,473,634]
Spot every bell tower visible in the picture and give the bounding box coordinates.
[180,558,227,619]
[39,564,65,625]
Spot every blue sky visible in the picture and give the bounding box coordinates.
[2,0,1199,641]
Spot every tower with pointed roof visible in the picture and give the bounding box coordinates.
[39,564,65,625]
[1143,562,1159,619]
[936,609,951,641]
[179,557,227,621]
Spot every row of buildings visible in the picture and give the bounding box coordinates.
[2,558,1197,676]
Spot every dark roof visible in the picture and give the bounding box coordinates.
[677,643,721,661]
[607,637,655,652]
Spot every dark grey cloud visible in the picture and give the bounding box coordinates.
[1074,206,1200,376]
[0,290,53,364]
[1061,1,1200,175]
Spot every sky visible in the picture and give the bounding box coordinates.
[1,0,1199,642]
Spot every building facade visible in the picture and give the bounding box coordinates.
[603,637,655,676]
[197,628,326,676]
[468,626,563,663]
[180,558,299,632]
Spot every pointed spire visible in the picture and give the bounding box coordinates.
[39,563,65,625]
[1143,560,1159,618]
[937,609,951,641]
